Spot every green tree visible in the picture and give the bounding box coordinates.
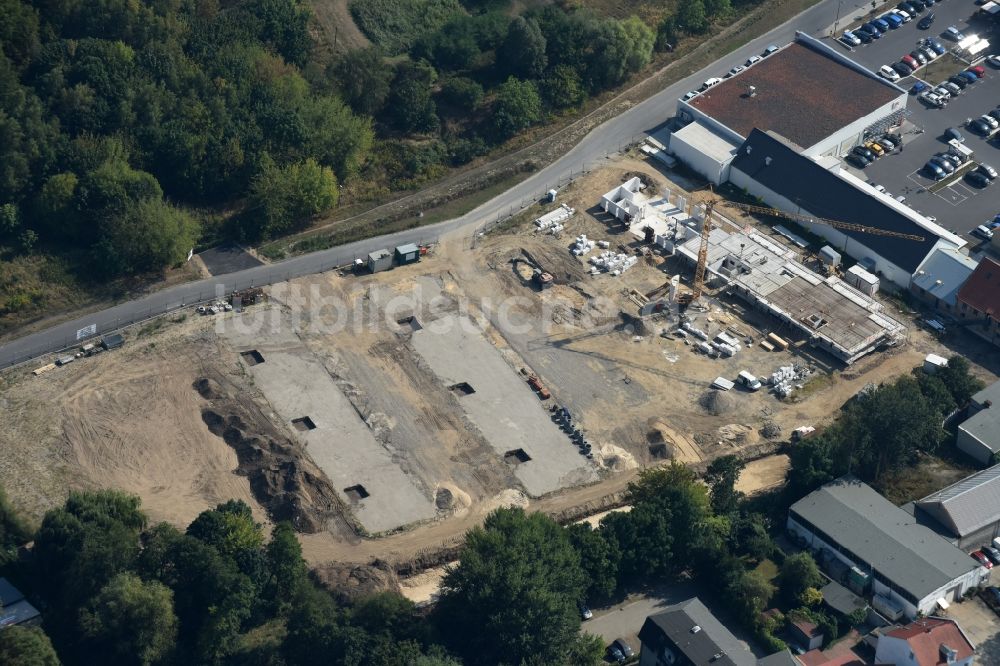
[541,65,585,109]
[302,95,374,180]
[387,60,439,134]
[92,198,199,277]
[33,490,147,611]
[265,522,307,610]
[778,553,823,605]
[247,157,339,239]
[439,77,484,111]
[491,77,541,141]
[937,356,985,407]
[679,0,710,33]
[245,0,312,67]
[0,626,60,666]
[619,16,655,73]
[705,454,746,515]
[499,16,547,78]
[566,522,621,601]
[187,500,265,561]
[731,570,775,624]
[435,508,586,666]
[332,47,392,117]
[0,483,33,566]
[0,202,19,236]
[79,572,178,665]
[705,0,733,17]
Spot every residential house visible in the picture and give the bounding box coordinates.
[874,617,975,666]
[955,257,1000,346]
[954,380,1000,466]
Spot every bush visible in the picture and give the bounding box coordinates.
[350,0,464,55]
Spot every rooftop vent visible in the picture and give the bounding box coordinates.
[691,626,701,634]
[748,85,757,97]
[710,654,724,662]
[764,156,772,166]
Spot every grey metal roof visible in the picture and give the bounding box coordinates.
[0,599,40,628]
[0,578,25,606]
[756,650,800,666]
[917,463,1000,537]
[821,580,867,616]
[638,598,756,666]
[959,407,1000,455]
[972,380,1000,409]
[911,248,978,306]
[790,476,981,601]
[395,243,419,254]
[730,130,948,273]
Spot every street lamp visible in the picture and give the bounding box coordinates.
[832,0,844,36]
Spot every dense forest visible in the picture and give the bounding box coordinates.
[0,0,744,326]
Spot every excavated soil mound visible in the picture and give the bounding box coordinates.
[312,561,401,603]
[699,390,735,416]
[193,377,224,400]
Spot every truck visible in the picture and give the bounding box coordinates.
[736,371,762,391]
[527,375,551,399]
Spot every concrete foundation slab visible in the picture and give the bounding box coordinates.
[411,314,597,496]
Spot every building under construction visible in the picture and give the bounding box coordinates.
[676,226,906,365]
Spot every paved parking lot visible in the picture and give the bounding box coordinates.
[830,4,1000,242]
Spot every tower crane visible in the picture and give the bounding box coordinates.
[681,198,925,304]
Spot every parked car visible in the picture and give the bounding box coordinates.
[921,91,945,107]
[682,91,698,101]
[902,54,919,69]
[846,153,871,168]
[911,81,928,94]
[930,156,955,174]
[842,31,862,46]
[865,141,885,156]
[702,77,723,90]
[948,75,969,89]
[967,171,992,188]
[874,17,892,31]
[925,161,947,179]
[927,38,946,54]
[884,12,904,28]
[942,81,961,96]
[958,70,978,84]
[969,65,986,77]
[945,127,964,142]
[909,51,928,65]
[580,604,593,620]
[939,152,962,167]
[763,45,780,56]
[745,54,762,66]
[853,145,876,161]
[920,47,937,61]
[861,22,883,37]
[969,117,993,135]
[894,9,912,22]
[932,86,951,99]
[879,64,901,80]
[880,134,900,149]
[980,586,1000,612]
[972,550,993,568]
[855,29,873,43]
[988,54,1000,67]
[981,115,999,130]
[974,224,995,239]
[918,13,935,28]
[984,546,1000,564]
[990,109,1000,122]
[893,61,914,76]
[944,26,965,40]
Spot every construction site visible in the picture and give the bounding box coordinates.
[0,152,966,587]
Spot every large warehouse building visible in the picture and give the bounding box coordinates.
[669,32,908,183]
[914,463,1000,550]
[729,129,965,289]
[788,476,988,620]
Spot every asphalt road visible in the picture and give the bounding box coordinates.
[0,0,863,368]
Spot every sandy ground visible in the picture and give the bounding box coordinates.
[3,155,996,576]
[309,0,370,53]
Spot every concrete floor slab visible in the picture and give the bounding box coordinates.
[410,314,597,496]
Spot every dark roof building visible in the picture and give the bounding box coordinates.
[0,578,41,629]
[819,581,867,618]
[729,129,963,288]
[956,257,1000,347]
[637,598,756,666]
[686,40,901,151]
[788,476,987,618]
[916,462,1000,548]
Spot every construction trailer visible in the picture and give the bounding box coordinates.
[101,333,125,350]
[394,243,420,266]
[367,249,393,273]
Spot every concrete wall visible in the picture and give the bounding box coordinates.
[729,165,942,289]
[957,425,995,466]
[668,130,732,185]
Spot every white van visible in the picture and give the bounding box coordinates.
[702,77,723,90]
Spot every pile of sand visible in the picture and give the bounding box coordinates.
[699,390,735,415]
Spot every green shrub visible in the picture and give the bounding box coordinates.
[350,0,463,55]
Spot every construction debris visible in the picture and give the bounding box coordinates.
[588,251,638,276]
[769,364,812,398]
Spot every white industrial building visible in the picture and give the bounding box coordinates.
[667,121,740,185]
[728,129,965,289]
[789,477,988,620]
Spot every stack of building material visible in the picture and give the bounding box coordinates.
[572,234,595,256]
[548,223,564,235]
[535,204,574,230]
[769,364,811,398]
[682,322,709,340]
[587,251,637,275]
